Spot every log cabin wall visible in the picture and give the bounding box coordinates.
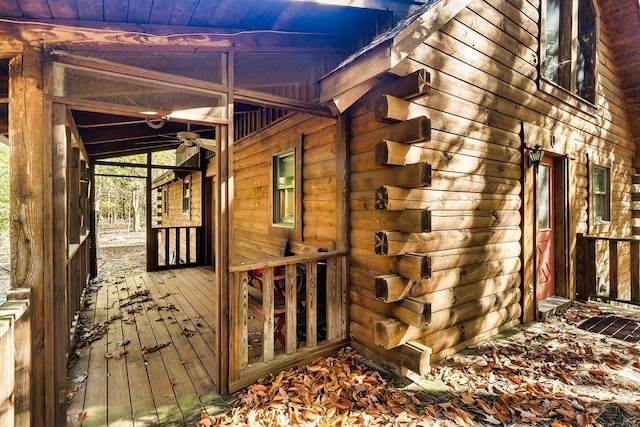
[232,114,338,263]
[156,172,202,263]
[346,0,635,370]
[157,173,202,228]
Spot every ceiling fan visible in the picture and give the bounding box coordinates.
[175,127,216,154]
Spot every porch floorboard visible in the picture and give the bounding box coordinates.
[66,267,227,427]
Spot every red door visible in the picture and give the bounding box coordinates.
[537,157,556,301]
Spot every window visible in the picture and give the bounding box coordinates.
[163,188,169,214]
[537,164,551,230]
[182,180,190,214]
[273,150,295,227]
[592,165,610,223]
[541,0,597,104]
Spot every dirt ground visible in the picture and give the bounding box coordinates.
[96,226,146,277]
[0,224,146,299]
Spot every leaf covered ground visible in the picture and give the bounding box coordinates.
[198,302,640,427]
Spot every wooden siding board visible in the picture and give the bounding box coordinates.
[103,0,129,22]
[0,0,23,17]
[14,0,51,18]
[127,0,153,23]
[169,0,199,26]
[48,0,79,20]
[77,0,103,21]
[148,0,176,25]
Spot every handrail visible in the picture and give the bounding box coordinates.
[579,235,640,243]
[229,250,348,273]
[576,233,640,303]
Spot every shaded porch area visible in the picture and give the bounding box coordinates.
[66,267,227,426]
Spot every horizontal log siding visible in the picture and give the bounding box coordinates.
[348,0,634,365]
[158,172,202,228]
[232,115,338,262]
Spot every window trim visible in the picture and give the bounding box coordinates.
[163,188,169,214]
[539,0,599,112]
[182,178,191,215]
[591,164,610,225]
[587,155,613,234]
[272,149,296,228]
[269,135,302,240]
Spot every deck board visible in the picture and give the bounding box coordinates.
[66,267,226,427]
[80,277,111,427]
[107,277,135,425]
[118,276,159,425]
[153,270,218,387]
[67,282,99,426]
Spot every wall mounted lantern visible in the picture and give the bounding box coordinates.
[528,144,544,172]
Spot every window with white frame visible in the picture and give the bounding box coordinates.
[273,150,295,227]
[182,179,190,214]
[592,165,610,223]
[541,0,597,104]
[163,188,169,214]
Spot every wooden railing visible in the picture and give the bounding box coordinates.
[228,250,348,391]
[68,234,90,338]
[151,226,202,269]
[0,299,31,426]
[576,233,640,304]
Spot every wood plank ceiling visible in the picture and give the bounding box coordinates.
[0,0,425,158]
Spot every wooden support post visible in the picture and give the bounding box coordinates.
[262,268,275,363]
[631,241,640,302]
[89,163,97,279]
[9,52,45,426]
[576,236,597,300]
[609,241,618,299]
[146,152,155,271]
[285,264,297,355]
[305,261,318,348]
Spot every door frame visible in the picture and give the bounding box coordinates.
[522,131,572,322]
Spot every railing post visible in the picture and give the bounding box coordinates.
[632,241,640,302]
[164,229,170,266]
[609,240,618,299]
[576,234,596,300]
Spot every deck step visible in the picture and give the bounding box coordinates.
[538,296,571,319]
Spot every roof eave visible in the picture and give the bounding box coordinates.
[319,0,473,114]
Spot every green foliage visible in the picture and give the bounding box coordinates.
[95,150,178,229]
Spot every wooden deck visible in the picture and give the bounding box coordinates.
[66,267,227,427]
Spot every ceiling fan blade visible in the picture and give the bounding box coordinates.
[194,138,216,150]
[176,142,189,154]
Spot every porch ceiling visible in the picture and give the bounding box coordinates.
[0,0,426,160]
